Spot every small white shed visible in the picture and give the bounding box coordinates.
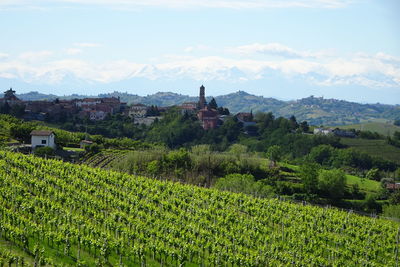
[30,130,56,149]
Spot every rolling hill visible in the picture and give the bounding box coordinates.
[7,90,400,126]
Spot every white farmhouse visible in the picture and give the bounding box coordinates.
[30,130,56,149]
[313,128,333,135]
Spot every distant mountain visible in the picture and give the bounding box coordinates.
[3,90,400,126]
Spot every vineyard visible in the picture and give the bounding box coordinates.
[83,150,129,169]
[0,151,398,266]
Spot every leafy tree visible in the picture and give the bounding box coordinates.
[208,98,218,109]
[215,173,273,198]
[308,144,335,166]
[298,163,319,194]
[299,121,309,133]
[165,148,191,170]
[0,102,10,114]
[289,115,298,129]
[34,146,55,157]
[266,145,282,166]
[228,144,248,159]
[9,104,25,118]
[394,119,400,127]
[389,191,400,205]
[147,105,160,116]
[217,107,230,115]
[363,194,381,213]
[318,169,346,200]
[366,168,381,181]
[10,122,36,143]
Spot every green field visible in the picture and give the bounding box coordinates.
[338,122,400,136]
[345,174,381,194]
[63,147,85,152]
[340,137,400,164]
[0,151,398,266]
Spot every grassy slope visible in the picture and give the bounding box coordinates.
[340,137,400,164]
[339,122,400,136]
[282,163,381,195]
[1,151,398,266]
[346,174,381,193]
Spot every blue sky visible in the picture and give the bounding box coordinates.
[0,0,399,104]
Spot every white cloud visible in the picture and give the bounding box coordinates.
[18,50,53,62]
[184,45,211,53]
[66,48,83,55]
[0,0,353,9]
[375,52,400,63]
[230,43,330,58]
[0,47,399,90]
[0,53,9,60]
[73,42,101,48]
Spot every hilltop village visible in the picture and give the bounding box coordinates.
[0,86,255,130]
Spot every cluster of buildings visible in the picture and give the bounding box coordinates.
[123,85,256,130]
[1,86,257,130]
[178,85,255,130]
[313,127,356,138]
[1,88,126,121]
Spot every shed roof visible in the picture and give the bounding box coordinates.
[30,130,54,136]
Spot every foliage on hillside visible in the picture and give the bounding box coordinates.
[0,151,398,266]
[13,90,400,126]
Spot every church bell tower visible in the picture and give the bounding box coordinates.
[198,85,207,109]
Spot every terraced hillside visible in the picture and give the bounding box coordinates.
[0,151,398,266]
[338,122,400,136]
[341,137,400,165]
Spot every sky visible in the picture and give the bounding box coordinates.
[0,0,399,104]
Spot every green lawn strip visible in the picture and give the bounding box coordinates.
[63,147,85,152]
[346,174,381,193]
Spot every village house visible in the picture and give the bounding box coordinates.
[75,98,102,107]
[80,140,93,148]
[134,116,162,126]
[197,106,219,130]
[179,102,197,115]
[128,103,149,118]
[332,128,356,138]
[30,130,56,149]
[235,112,255,128]
[313,127,334,135]
[77,97,125,120]
[386,183,400,190]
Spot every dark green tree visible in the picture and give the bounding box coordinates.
[299,162,319,194]
[318,169,346,200]
[266,145,282,166]
[208,98,218,109]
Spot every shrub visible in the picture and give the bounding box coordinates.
[215,173,273,198]
[34,147,55,158]
[318,169,346,200]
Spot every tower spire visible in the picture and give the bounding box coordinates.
[198,85,206,109]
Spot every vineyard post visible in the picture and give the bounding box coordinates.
[207,153,211,187]
[396,227,400,267]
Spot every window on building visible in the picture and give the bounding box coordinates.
[41,140,47,144]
